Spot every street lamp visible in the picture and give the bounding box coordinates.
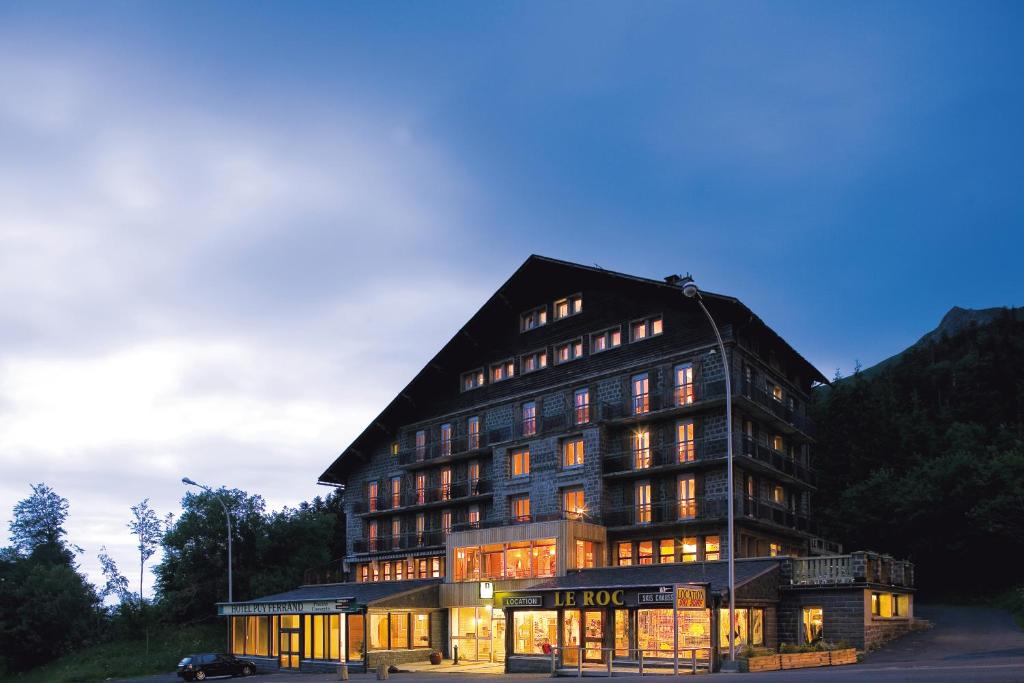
[681,280,737,667]
[182,477,233,604]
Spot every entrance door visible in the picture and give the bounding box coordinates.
[492,612,506,662]
[583,611,605,663]
[279,627,300,669]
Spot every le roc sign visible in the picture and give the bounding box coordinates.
[554,590,625,607]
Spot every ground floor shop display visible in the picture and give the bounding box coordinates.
[450,606,505,661]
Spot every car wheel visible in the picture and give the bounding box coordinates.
[242,665,254,676]
[195,671,207,681]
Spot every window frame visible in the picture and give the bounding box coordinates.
[490,358,515,383]
[562,436,585,469]
[590,326,622,354]
[553,293,583,321]
[460,368,485,392]
[573,387,590,425]
[520,305,548,332]
[554,337,584,365]
[520,348,549,374]
[509,447,531,478]
[629,315,664,342]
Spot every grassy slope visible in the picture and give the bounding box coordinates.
[0,623,223,683]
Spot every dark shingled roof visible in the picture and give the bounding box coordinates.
[522,559,780,595]
[218,578,441,607]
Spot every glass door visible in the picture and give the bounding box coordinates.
[583,611,604,663]
[492,612,506,662]
[562,610,580,667]
[279,618,300,669]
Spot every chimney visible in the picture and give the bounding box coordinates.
[664,273,694,287]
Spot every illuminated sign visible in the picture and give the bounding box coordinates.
[675,585,707,609]
[480,581,494,599]
[217,598,354,616]
[554,590,624,607]
[503,595,542,607]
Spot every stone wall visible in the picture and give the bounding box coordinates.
[778,588,866,650]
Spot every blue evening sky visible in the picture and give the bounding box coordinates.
[1,1,1020,592]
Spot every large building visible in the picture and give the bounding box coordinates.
[217,256,915,673]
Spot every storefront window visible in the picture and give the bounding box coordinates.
[637,609,674,658]
[507,542,531,579]
[390,613,409,649]
[413,613,430,648]
[677,609,712,654]
[369,613,389,650]
[347,614,365,661]
[614,609,630,657]
[751,609,764,647]
[719,609,749,651]
[231,617,246,654]
[563,610,581,665]
[513,611,558,654]
[802,607,823,644]
[230,615,273,656]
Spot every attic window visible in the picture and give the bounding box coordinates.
[461,369,485,392]
[555,338,584,364]
[554,294,583,320]
[491,359,515,382]
[521,306,547,332]
[521,349,548,374]
[630,316,663,342]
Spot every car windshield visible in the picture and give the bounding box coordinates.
[178,657,192,665]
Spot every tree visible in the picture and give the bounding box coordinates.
[127,499,163,604]
[97,546,131,605]
[8,483,74,557]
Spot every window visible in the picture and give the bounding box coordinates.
[511,495,531,522]
[704,535,720,561]
[638,540,654,565]
[681,537,698,562]
[521,401,537,436]
[391,518,401,549]
[676,420,695,462]
[772,435,784,452]
[347,614,364,660]
[415,473,426,505]
[772,485,785,505]
[367,481,379,512]
[521,305,548,332]
[563,488,585,519]
[674,363,694,405]
[360,565,369,582]
[453,539,556,582]
[617,542,633,566]
[719,608,764,649]
[630,316,663,342]
[563,437,584,468]
[590,326,622,353]
[468,505,480,527]
[555,338,584,364]
[467,461,480,495]
[368,614,390,650]
[390,477,401,508]
[632,428,651,469]
[461,369,485,392]
[512,611,558,654]
[678,475,696,519]
[635,481,652,524]
[440,424,452,457]
[554,294,583,320]
[491,359,515,382]
[510,448,530,477]
[440,467,452,500]
[769,543,780,557]
[413,613,430,648]
[415,513,425,544]
[391,441,399,457]
[631,373,649,415]
[442,510,452,534]
[299,614,341,660]
[229,616,272,656]
[415,430,426,462]
[521,349,548,373]
[802,607,823,644]
[467,416,480,450]
[367,521,378,552]
[575,540,599,568]
[573,388,590,424]
[772,384,783,402]
[659,538,675,564]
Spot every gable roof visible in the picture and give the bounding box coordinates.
[318,255,827,484]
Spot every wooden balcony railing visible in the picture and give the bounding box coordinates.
[353,478,492,514]
[785,551,914,588]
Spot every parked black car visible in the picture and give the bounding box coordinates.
[177,653,256,680]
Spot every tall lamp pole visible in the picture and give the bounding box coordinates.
[682,280,736,666]
[182,477,233,604]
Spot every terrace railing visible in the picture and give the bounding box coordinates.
[786,551,915,588]
[599,380,727,422]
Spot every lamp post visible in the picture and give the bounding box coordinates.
[681,280,736,666]
[182,477,233,604]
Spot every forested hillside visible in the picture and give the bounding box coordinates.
[812,307,1024,595]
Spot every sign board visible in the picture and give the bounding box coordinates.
[479,581,494,599]
[638,587,675,605]
[218,598,354,616]
[502,595,542,608]
[675,585,707,609]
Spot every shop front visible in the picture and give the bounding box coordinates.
[497,583,716,673]
[218,579,443,673]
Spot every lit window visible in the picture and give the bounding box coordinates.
[617,542,633,566]
[631,373,649,415]
[575,540,598,568]
[390,477,401,508]
[676,420,695,462]
[574,387,590,424]
[510,448,530,477]
[415,473,426,505]
[467,416,480,450]
[468,505,480,527]
[360,565,369,582]
[678,475,696,519]
[630,316,663,342]
[440,423,452,457]
[415,513,425,544]
[391,441,399,457]
[553,294,582,320]
[772,485,785,505]
[442,510,452,534]
[769,543,780,557]
[563,488,585,519]
[772,384,784,402]
[590,327,622,353]
[367,481,379,512]
[511,495,531,522]
[674,363,694,405]
[704,535,720,561]
[490,359,515,382]
[521,306,548,332]
[638,540,654,565]
[440,467,452,500]
[521,401,537,436]
[391,518,401,549]
[461,369,485,392]
[563,437,584,468]
[555,338,584,364]
[772,435,784,452]
[681,537,698,562]
[368,521,378,552]
[802,607,823,644]
[632,428,651,469]
[635,481,652,524]
[468,461,480,493]
[415,430,426,462]
[521,349,548,373]
[659,539,674,564]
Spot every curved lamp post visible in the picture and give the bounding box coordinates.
[681,280,736,666]
[182,477,233,604]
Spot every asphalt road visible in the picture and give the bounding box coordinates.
[118,604,1024,683]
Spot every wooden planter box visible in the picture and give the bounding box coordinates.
[742,648,857,673]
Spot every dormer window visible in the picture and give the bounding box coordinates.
[555,338,584,364]
[520,306,547,332]
[521,349,548,374]
[590,326,622,353]
[554,294,583,320]
[630,316,663,342]
[490,359,515,382]
[461,369,484,392]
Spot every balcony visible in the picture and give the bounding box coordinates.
[599,380,726,423]
[486,411,591,445]
[352,529,446,554]
[738,378,815,435]
[353,477,492,515]
[602,497,729,527]
[739,436,816,485]
[785,551,914,588]
[741,495,816,534]
[398,433,493,468]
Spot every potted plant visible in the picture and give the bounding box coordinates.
[429,650,443,665]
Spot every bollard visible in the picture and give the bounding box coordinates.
[577,650,583,678]
[550,649,557,677]
[338,663,349,681]
[639,650,644,676]
[376,659,389,680]
[454,643,459,665]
